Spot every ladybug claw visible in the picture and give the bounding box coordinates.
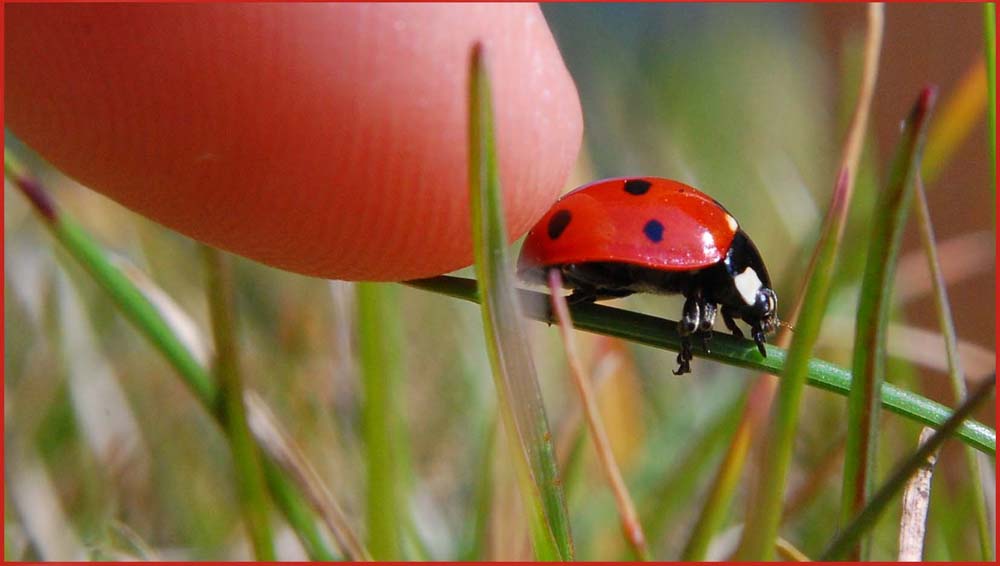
[674,338,693,375]
[752,329,767,357]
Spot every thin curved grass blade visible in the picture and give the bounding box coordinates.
[4,151,217,407]
[203,246,275,560]
[686,8,885,560]
[823,376,995,560]
[841,87,937,560]
[922,58,987,184]
[913,177,993,560]
[245,391,371,561]
[4,153,340,561]
[643,392,745,549]
[467,43,573,560]
[547,269,648,560]
[406,275,996,456]
[734,170,852,563]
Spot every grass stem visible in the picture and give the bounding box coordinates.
[823,376,995,560]
[203,246,275,560]
[913,176,993,560]
[547,269,649,560]
[841,87,936,560]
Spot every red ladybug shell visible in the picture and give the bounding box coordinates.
[518,177,739,273]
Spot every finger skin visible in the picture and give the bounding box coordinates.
[6,4,582,280]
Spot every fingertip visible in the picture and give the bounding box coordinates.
[7,4,582,280]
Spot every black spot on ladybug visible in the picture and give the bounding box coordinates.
[624,179,652,195]
[548,209,572,240]
[643,219,664,243]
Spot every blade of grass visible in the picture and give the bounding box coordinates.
[643,390,745,547]
[4,152,217,408]
[547,269,649,560]
[244,391,371,561]
[467,42,573,560]
[896,428,938,561]
[921,57,987,184]
[913,175,993,560]
[258,459,339,561]
[406,275,996,455]
[823,375,995,560]
[355,282,405,560]
[704,7,884,558]
[734,172,852,563]
[203,246,275,560]
[683,380,772,561]
[459,414,498,561]
[840,86,937,560]
[775,537,811,562]
[5,153,339,561]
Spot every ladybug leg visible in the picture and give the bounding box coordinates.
[679,295,701,336]
[698,302,717,354]
[674,295,701,375]
[698,302,717,332]
[751,325,768,358]
[674,344,692,375]
[721,307,745,339]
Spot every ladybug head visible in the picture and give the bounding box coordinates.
[748,286,778,334]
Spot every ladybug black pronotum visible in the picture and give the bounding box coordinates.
[517,177,778,375]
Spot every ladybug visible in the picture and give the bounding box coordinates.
[517,177,778,375]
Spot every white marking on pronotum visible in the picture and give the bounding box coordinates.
[726,214,739,232]
[734,267,762,306]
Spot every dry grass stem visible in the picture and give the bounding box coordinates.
[244,391,371,561]
[547,268,650,560]
[897,428,939,561]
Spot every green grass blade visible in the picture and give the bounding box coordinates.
[5,153,344,561]
[735,171,852,563]
[405,276,995,456]
[467,43,573,561]
[922,59,988,185]
[643,392,745,548]
[203,246,275,560]
[4,152,218,408]
[689,11,884,559]
[244,390,369,560]
[735,8,883,558]
[841,87,937,560]
[822,376,995,560]
[259,460,339,561]
[913,177,993,560]
[459,414,498,561]
[356,282,405,560]
[680,389,755,561]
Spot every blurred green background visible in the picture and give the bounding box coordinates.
[5,3,994,561]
